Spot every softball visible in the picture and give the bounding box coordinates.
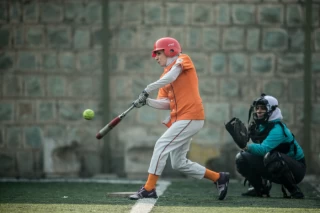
[83,109,95,120]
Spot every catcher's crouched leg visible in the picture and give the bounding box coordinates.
[263,152,304,199]
[235,151,271,197]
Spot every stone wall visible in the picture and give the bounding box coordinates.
[0,0,104,178]
[0,0,319,178]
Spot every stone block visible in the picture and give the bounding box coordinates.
[250,54,275,75]
[280,103,294,125]
[64,1,85,23]
[13,27,24,47]
[73,29,90,49]
[25,126,42,149]
[0,103,13,121]
[136,107,158,125]
[58,102,84,121]
[85,2,102,23]
[26,27,44,48]
[0,153,15,176]
[312,54,320,73]
[109,1,122,26]
[59,52,75,71]
[247,28,260,50]
[17,51,37,70]
[204,103,229,124]
[277,53,303,75]
[0,28,10,49]
[9,2,21,23]
[220,79,239,98]
[232,104,249,122]
[203,28,220,50]
[191,3,214,25]
[48,27,71,49]
[286,5,303,26]
[216,4,230,25]
[17,151,34,176]
[138,26,168,49]
[144,2,164,25]
[288,79,303,101]
[24,76,43,96]
[38,101,55,121]
[222,27,245,50]
[110,76,132,99]
[92,28,102,48]
[186,27,202,49]
[262,28,288,50]
[199,78,218,97]
[312,5,319,27]
[312,105,320,124]
[118,27,138,48]
[45,125,66,140]
[232,4,255,25]
[42,52,58,70]
[195,126,222,146]
[258,5,283,25]
[17,101,34,121]
[188,53,208,74]
[210,53,227,74]
[315,30,320,51]
[3,75,22,96]
[167,3,187,25]
[123,2,143,24]
[7,127,22,148]
[229,53,248,74]
[40,2,63,23]
[23,2,39,23]
[68,77,92,97]
[124,54,147,72]
[80,152,101,177]
[0,52,14,70]
[263,80,285,98]
[289,29,304,51]
[77,51,101,71]
[0,2,8,23]
[0,127,3,147]
[47,76,65,97]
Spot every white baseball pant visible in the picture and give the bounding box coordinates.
[148,120,206,179]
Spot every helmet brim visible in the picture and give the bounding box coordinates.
[151,48,164,58]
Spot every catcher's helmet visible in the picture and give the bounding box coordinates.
[151,37,181,58]
[250,93,278,125]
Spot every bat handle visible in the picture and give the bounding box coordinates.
[119,104,135,119]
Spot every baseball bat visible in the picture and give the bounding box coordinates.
[96,104,135,139]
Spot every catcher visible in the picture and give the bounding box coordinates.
[225,93,306,199]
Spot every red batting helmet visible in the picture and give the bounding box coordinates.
[151,37,182,58]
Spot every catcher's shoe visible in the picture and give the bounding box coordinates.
[215,172,230,200]
[129,186,158,200]
[242,180,272,197]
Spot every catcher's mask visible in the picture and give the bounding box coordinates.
[248,93,278,125]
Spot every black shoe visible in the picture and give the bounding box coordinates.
[242,179,272,197]
[215,172,230,200]
[129,186,158,200]
[289,187,304,199]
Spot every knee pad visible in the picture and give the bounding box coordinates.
[235,151,249,175]
[264,152,289,178]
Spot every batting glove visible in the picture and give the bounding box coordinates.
[133,98,146,108]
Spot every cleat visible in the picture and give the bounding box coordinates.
[289,186,304,199]
[215,172,230,200]
[129,186,158,200]
[242,180,272,197]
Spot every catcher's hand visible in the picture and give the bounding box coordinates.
[225,117,249,149]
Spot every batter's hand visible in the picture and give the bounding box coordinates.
[132,98,146,108]
[138,90,149,103]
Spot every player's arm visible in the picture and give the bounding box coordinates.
[146,98,170,110]
[144,64,182,94]
[247,126,286,156]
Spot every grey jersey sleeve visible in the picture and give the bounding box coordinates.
[144,64,182,94]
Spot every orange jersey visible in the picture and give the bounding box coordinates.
[157,54,205,127]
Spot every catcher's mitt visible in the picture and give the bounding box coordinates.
[225,117,249,149]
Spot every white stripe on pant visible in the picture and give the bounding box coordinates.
[148,120,206,179]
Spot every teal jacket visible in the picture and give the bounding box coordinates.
[247,119,305,161]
